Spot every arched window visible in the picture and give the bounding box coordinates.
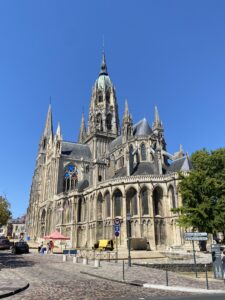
[141,144,147,161]
[97,193,103,220]
[96,113,103,131]
[105,192,111,217]
[113,189,122,217]
[106,114,112,130]
[63,164,78,192]
[153,187,163,216]
[106,91,110,103]
[77,198,82,222]
[41,209,46,224]
[98,92,103,102]
[141,187,149,215]
[126,188,138,216]
[168,186,176,209]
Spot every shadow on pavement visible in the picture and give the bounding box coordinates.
[0,251,36,269]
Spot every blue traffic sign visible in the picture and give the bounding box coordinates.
[114,223,120,236]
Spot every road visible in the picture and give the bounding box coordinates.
[0,251,223,300]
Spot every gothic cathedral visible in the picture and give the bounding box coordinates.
[26,53,191,250]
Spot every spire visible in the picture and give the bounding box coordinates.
[99,51,108,76]
[124,99,129,118]
[56,122,61,137]
[43,104,53,139]
[154,106,160,125]
[152,105,163,131]
[122,99,133,143]
[78,112,86,143]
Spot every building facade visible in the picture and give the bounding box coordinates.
[26,53,191,250]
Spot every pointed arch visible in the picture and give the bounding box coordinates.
[140,186,149,215]
[104,191,111,217]
[153,186,164,216]
[126,187,138,216]
[77,198,82,223]
[113,189,122,217]
[168,185,176,209]
[97,193,103,220]
[106,113,112,130]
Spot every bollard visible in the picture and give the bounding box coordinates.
[83,257,88,265]
[165,268,169,286]
[94,259,100,268]
[73,256,79,264]
[122,260,125,281]
[205,264,209,290]
[63,255,67,262]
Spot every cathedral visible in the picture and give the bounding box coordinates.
[26,53,191,250]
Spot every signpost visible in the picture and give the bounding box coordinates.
[184,232,208,278]
[114,218,120,263]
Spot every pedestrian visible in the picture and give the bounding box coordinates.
[49,240,54,254]
[222,251,225,283]
[38,242,43,253]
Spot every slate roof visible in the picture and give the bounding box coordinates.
[133,118,153,136]
[167,156,192,173]
[109,118,152,152]
[61,142,91,161]
[113,162,155,178]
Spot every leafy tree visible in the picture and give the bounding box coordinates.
[0,195,11,225]
[174,148,225,237]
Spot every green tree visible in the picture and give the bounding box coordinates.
[175,148,225,236]
[0,195,11,225]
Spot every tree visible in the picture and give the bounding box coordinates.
[174,148,225,237]
[0,195,11,225]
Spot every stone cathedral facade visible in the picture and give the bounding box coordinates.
[26,53,191,250]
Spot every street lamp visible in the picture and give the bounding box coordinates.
[127,213,131,267]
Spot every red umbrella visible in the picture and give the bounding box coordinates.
[44,230,70,240]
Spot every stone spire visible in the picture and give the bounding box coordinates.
[43,104,53,139]
[78,112,86,143]
[152,106,163,132]
[122,99,133,143]
[56,122,62,138]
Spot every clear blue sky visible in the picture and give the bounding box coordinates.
[0,1,224,218]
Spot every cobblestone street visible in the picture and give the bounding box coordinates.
[0,253,223,300]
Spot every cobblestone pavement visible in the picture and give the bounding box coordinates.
[0,251,222,300]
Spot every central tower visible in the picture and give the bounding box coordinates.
[85,52,120,159]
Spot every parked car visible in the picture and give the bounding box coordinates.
[0,238,11,250]
[11,241,29,254]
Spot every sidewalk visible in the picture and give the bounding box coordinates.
[63,256,225,294]
[0,267,29,298]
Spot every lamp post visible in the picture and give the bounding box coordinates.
[127,213,131,267]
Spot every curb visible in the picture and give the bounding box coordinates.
[80,272,142,286]
[0,283,29,299]
[81,271,225,294]
[143,283,225,294]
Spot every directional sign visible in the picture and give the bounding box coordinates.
[185,236,208,241]
[184,232,207,237]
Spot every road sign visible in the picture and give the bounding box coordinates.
[114,218,121,225]
[184,232,207,237]
[114,223,120,237]
[185,236,208,241]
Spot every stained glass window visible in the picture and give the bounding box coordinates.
[63,164,78,192]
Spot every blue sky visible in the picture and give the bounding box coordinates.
[0,1,225,218]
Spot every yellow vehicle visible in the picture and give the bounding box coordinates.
[92,239,114,251]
